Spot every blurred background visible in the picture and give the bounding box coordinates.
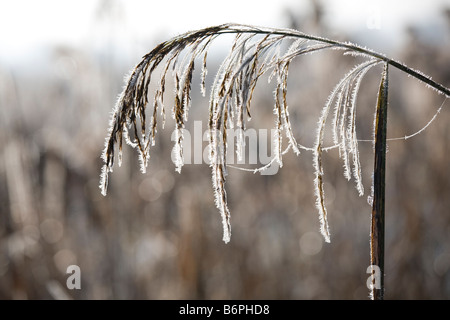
[0,0,449,299]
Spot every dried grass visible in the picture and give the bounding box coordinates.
[100,23,449,246]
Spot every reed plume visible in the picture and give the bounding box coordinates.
[100,23,448,241]
[100,23,449,298]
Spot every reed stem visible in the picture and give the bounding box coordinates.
[370,63,388,300]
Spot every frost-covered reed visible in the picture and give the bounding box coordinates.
[100,23,449,246]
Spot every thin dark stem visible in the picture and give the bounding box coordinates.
[370,63,388,300]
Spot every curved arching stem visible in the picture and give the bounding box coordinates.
[216,24,449,97]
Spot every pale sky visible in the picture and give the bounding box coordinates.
[0,0,448,65]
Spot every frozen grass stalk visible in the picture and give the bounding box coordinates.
[99,24,450,299]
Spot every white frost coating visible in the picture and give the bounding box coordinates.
[172,128,184,173]
[200,52,208,97]
[209,125,231,243]
[235,128,245,162]
[286,38,308,55]
[272,100,284,168]
[277,64,301,157]
[338,84,352,181]
[211,165,232,243]
[313,59,381,242]
[123,127,138,148]
[118,149,123,168]
[282,110,301,155]
[313,145,331,243]
[274,126,283,167]
[99,68,135,196]
[347,62,377,196]
[332,83,352,182]
[138,151,148,174]
[199,37,214,97]
[99,165,110,196]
